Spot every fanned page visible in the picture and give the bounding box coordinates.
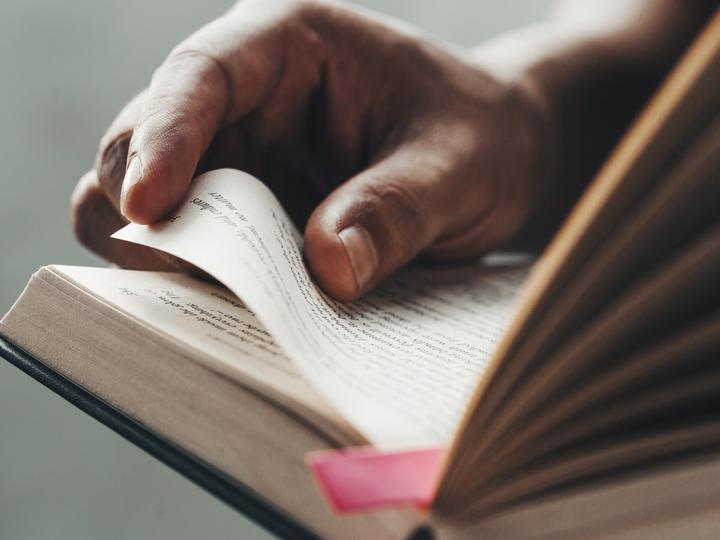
[432,10,720,514]
[113,169,527,446]
[438,10,720,472]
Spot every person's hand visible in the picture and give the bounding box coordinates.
[71,0,549,301]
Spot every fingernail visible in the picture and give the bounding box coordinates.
[338,225,378,293]
[120,155,143,217]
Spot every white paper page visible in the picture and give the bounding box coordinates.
[113,169,527,445]
[53,266,317,397]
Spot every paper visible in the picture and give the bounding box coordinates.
[113,169,527,445]
[54,266,330,411]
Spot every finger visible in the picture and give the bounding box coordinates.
[71,170,176,271]
[120,2,324,224]
[95,90,147,210]
[304,130,486,301]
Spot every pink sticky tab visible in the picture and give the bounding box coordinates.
[306,446,446,513]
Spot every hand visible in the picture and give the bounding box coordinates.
[71,0,548,301]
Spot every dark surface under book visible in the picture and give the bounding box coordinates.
[0,334,323,540]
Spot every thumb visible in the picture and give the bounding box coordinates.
[304,143,472,301]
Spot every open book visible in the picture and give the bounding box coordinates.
[2,10,720,540]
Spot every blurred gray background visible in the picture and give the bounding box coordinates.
[0,1,549,538]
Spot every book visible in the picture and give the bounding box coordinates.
[2,9,719,540]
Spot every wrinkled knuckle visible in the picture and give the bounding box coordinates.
[137,96,200,148]
[379,182,427,228]
[162,43,225,84]
[151,43,230,132]
[363,181,428,255]
[167,46,210,68]
[162,120,202,159]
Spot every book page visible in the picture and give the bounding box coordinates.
[46,265,370,444]
[113,169,527,445]
[52,266,302,390]
[435,13,720,509]
[439,13,720,475]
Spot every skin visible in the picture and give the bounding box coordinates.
[71,0,717,301]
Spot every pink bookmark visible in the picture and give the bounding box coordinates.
[306,446,446,513]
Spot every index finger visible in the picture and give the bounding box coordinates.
[120,1,321,223]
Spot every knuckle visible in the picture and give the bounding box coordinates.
[143,111,201,158]
[362,180,429,255]
[160,44,229,97]
[371,181,426,225]
[165,44,216,72]
[132,86,205,157]
[161,34,231,88]
[149,44,230,140]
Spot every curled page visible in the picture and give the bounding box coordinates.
[113,169,526,445]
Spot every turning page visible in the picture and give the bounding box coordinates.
[114,169,527,445]
[49,266,326,410]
